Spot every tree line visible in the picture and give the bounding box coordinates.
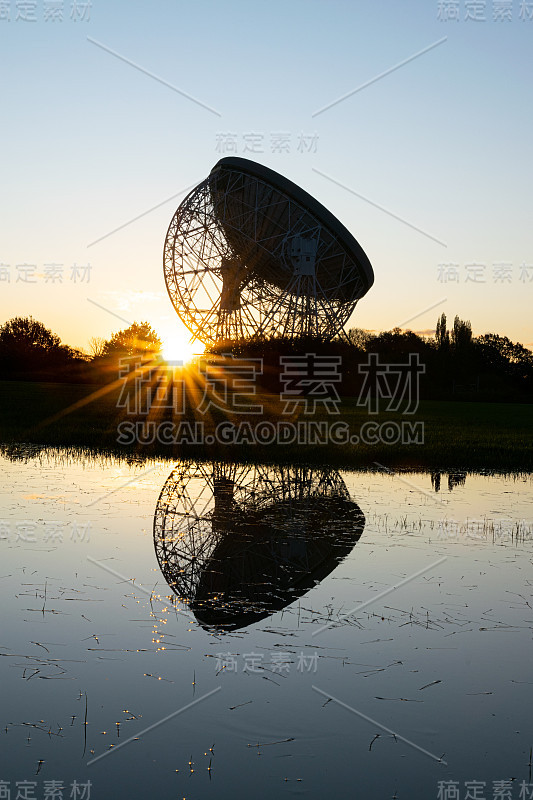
[0,317,161,383]
[208,312,533,402]
[1,313,532,401]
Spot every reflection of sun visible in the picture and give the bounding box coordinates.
[161,331,199,365]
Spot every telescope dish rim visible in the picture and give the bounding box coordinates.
[210,156,374,294]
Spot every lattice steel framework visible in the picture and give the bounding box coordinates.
[153,462,365,629]
[163,162,372,345]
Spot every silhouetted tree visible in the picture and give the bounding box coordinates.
[451,316,472,351]
[475,334,532,367]
[0,316,83,379]
[101,322,162,358]
[474,334,533,392]
[366,328,430,360]
[0,316,61,354]
[347,327,373,351]
[435,313,449,351]
[88,336,106,358]
[449,316,474,382]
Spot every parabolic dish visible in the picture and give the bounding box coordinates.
[164,157,374,344]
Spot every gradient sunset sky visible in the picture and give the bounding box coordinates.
[2,0,532,356]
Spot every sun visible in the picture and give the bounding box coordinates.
[161,331,199,365]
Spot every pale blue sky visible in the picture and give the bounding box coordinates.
[1,0,532,353]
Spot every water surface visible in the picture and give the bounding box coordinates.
[1,447,532,799]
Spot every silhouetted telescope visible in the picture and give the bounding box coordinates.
[164,157,374,343]
[209,158,374,303]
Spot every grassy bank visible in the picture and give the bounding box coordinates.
[0,380,532,470]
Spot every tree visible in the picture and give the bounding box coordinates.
[475,333,533,376]
[366,328,429,359]
[101,321,162,358]
[451,316,472,351]
[0,316,61,354]
[346,328,373,351]
[0,316,83,379]
[88,336,106,358]
[435,313,449,350]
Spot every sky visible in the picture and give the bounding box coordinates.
[1,0,532,358]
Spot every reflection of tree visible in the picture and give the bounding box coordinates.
[0,443,51,462]
[153,463,365,631]
[0,443,141,469]
[448,472,466,491]
[431,471,467,492]
[431,472,441,493]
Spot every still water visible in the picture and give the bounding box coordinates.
[1,446,533,799]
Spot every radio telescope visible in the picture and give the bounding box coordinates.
[163,157,374,345]
[153,462,365,631]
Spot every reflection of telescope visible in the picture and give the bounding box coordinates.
[153,463,365,631]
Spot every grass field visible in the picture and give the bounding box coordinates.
[0,379,531,469]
